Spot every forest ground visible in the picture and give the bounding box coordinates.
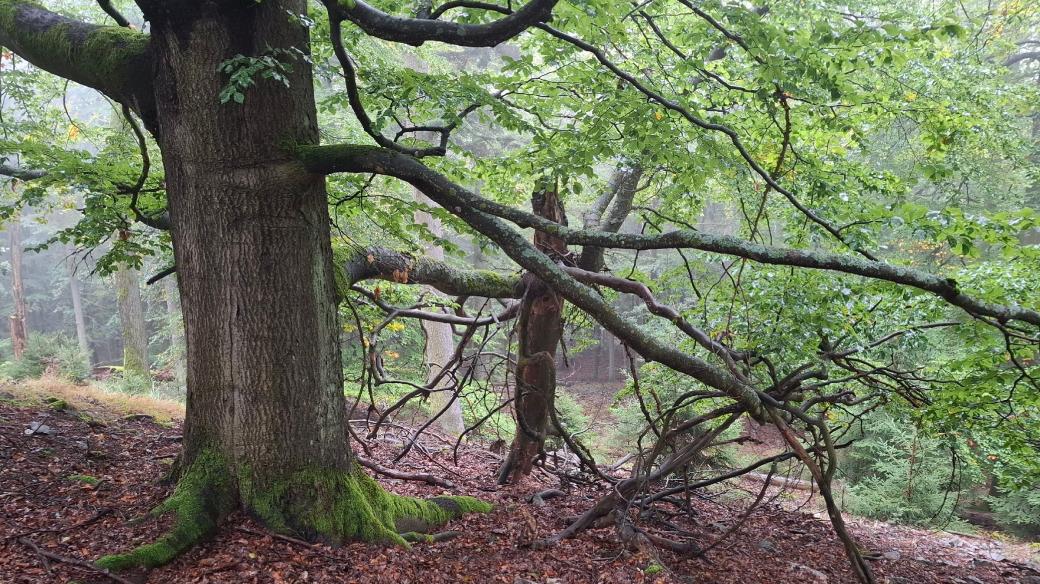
[2,379,1039,584]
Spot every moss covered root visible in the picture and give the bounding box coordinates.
[241,465,491,546]
[96,449,235,571]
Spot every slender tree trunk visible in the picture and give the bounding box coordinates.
[114,240,149,377]
[66,254,91,364]
[413,190,466,436]
[162,275,186,385]
[498,187,567,484]
[8,212,27,360]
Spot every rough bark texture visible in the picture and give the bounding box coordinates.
[413,190,466,436]
[66,255,91,364]
[498,188,567,484]
[144,0,349,483]
[8,214,26,360]
[114,257,149,377]
[163,276,186,385]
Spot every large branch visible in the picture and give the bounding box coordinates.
[0,1,155,127]
[307,148,765,413]
[327,0,556,47]
[339,245,519,298]
[299,145,1040,328]
[0,163,45,181]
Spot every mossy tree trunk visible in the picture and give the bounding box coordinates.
[498,187,567,484]
[0,1,490,570]
[162,276,185,385]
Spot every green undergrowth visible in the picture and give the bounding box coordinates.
[96,449,235,571]
[240,464,491,546]
[96,449,491,571]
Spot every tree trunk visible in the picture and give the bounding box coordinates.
[162,275,186,385]
[8,212,27,360]
[114,244,149,376]
[498,187,567,484]
[95,3,485,570]
[413,190,466,436]
[66,254,91,365]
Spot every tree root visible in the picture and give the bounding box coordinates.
[238,464,489,547]
[94,451,491,572]
[96,449,236,571]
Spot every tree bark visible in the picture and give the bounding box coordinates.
[162,275,185,385]
[498,187,567,484]
[413,190,466,436]
[8,212,27,360]
[66,254,91,365]
[147,0,348,489]
[91,5,485,570]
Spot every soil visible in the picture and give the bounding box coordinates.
[2,387,1038,584]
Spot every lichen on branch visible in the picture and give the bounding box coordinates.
[0,1,154,123]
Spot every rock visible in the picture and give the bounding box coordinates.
[758,538,776,552]
[883,550,901,561]
[787,562,828,583]
[1021,575,1040,584]
[24,421,55,435]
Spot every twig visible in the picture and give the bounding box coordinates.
[5,507,112,541]
[17,537,136,584]
[356,455,456,489]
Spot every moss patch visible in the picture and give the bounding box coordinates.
[66,474,100,486]
[240,465,491,546]
[96,449,235,571]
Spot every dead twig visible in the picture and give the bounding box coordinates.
[17,537,136,584]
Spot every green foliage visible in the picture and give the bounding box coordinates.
[218,46,307,104]
[2,333,89,383]
[548,389,590,449]
[841,411,980,527]
[66,473,99,486]
[460,380,514,442]
[990,489,1040,538]
[100,370,152,396]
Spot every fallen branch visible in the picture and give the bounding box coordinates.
[5,508,112,541]
[400,530,462,543]
[17,537,136,584]
[356,455,456,489]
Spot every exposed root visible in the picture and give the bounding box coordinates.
[94,452,490,571]
[96,449,236,571]
[239,464,490,546]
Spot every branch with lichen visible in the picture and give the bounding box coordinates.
[0,0,155,128]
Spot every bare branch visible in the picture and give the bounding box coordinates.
[326,0,557,47]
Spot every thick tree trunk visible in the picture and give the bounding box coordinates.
[114,242,149,376]
[8,213,27,360]
[66,255,91,365]
[413,190,466,436]
[93,5,485,571]
[498,187,567,484]
[149,0,347,489]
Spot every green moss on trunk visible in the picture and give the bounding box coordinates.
[240,465,491,546]
[96,449,236,571]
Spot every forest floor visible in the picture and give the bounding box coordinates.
[2,379,1039,584]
